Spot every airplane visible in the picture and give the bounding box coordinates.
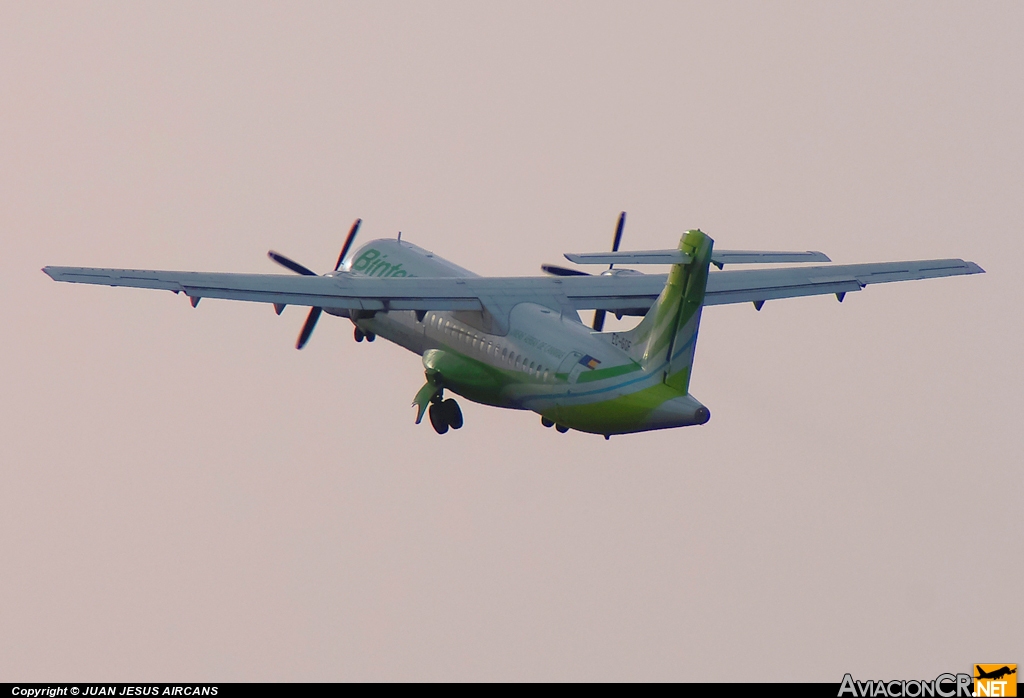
[43,213,984,439]
[975,666,1016,681]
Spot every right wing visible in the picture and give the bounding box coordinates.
[703,258,984,306]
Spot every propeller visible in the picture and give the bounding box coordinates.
[267,218,362,349]
[591,211,626,332]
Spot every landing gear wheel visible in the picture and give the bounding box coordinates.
[354,327,364,342]
[428,403,449,434]
[555,424,569,433]
[442,399,463,429]
[366,332,376,342]
[541,417,554,428]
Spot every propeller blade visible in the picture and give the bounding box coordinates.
[606,209,622,268]
[541,264,591,277]
[611,211,626,254]
[334,218,362,271]
[296,307,322,349]
[592,309,607,332]
[268,251,317,276]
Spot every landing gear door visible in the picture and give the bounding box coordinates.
[558,351,585,384]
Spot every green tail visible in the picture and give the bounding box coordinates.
[619,229,713,393]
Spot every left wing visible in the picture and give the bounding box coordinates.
[43,257,984,327]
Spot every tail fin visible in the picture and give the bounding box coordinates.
[618,229,713,393]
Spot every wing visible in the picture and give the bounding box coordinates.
[42,265,673,313]
[703,258,984,306]
[43,257,983,328]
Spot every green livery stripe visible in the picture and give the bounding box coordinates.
[553,382,683,433]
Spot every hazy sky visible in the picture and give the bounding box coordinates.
[1,1,1021,682]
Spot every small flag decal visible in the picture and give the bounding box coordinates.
[579,355,601,369]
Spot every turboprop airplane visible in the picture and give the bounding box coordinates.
[43,214,984,438]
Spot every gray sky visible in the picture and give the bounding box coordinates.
[1,1,1020,682]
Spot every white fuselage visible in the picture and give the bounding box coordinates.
[329,238,632,408]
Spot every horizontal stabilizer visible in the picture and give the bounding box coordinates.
[564,249,830,266]
[565,250,691,265]
[711,250,830,264]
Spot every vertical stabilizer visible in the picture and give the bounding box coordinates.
[618,229,713,393]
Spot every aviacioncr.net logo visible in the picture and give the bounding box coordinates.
[974,665,1017,697]
[839,673,973,698]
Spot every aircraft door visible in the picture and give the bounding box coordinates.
[557,351,585,384]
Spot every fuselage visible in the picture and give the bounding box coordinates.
[328,238,708,435]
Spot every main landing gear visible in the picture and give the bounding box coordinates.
[428,398,463,435]
[354,327,375,342]
[412,380,462,435]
